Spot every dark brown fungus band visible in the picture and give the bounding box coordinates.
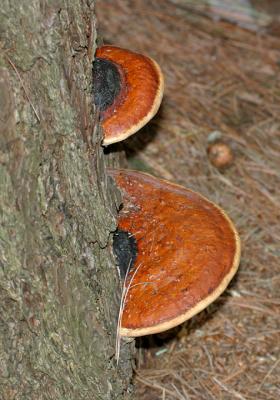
[113,228,138,280]
[109,169,241,337]
[92,46,164,145]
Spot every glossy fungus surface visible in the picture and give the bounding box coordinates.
[109,169,241,337]
[94,46,164,145]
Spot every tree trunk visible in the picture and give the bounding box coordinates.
[0,1,133,399]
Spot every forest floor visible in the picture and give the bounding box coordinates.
[97,1,280,399]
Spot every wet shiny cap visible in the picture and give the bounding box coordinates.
[93,46,164,145]
[109,168,241,337]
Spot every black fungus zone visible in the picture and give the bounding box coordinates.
[92,57,121,112]
[113,229,138,279]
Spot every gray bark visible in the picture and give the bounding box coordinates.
[0,1,133,399]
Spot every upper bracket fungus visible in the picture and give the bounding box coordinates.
[92,46,164,145]
[109,169,241,337]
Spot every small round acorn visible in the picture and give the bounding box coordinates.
[92,45,164,145]
[207,142,234,169]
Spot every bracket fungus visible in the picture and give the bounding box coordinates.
[110,169,241,337]
[92,45,164,145]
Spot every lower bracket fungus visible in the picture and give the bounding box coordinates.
[109,169,241,337]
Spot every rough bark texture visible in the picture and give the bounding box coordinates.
[0,1,133,399]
